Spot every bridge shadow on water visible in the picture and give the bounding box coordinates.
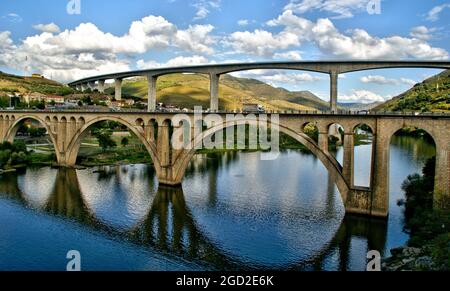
[0,161,387,271]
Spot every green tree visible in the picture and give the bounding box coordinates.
[0,96,10,108]
[121,137,129,147]
[92,128,116,152]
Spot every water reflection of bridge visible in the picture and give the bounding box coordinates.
[0,162,387,270]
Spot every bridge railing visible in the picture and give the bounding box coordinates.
[0,108,449,117]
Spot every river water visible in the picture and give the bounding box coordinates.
[0,136,436,271]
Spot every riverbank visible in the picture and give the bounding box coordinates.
[382,157,449,271]
[382,209,449,271]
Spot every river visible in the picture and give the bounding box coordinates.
[0,135,436,271]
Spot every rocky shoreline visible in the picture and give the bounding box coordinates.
[382,246,438,271]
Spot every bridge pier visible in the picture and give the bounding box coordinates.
[97,80,105,93]
[115,78,122,101]
[342,132,354,187]
[87,81,96,91]
[81,83,88,92]
[330,71,338,112]
[318,130,329,152]
[148,75,157,112]
[369,131,390,217]
[210,73,220,112]
[434,142,450,208]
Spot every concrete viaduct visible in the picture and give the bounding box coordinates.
[67,60,450,112]
[0,110,449,218]
[1,61,449,218]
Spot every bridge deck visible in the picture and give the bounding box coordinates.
[1,110,449,119]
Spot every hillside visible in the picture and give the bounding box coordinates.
[0,70,331,111]
[0,71,73,96]
[375,70,450,112]
[117,73,330,111]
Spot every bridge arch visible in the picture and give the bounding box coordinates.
[388,125,440,205]
[172,118,351,204]
[65,116,160,171]
[3,115,61,163]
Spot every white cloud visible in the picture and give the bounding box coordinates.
[224,29,299,57]
[230,70,323,86]
[136,55,211,69]
[46,16,177,55]
[284,0,373,19]
[0,15,217,82]
[340,89,385,104]
[238,19,249,26]
[0,31,16,66]
[260,72,323,84]
[266,10,448,60]
[360,75,418,86]
[360,75,397,85]
[174,24,216,54]
[400,78,417,86]
[32,23,61,34]
[410,26,435,40]
[273,50,302,60]
[426,4,450,22]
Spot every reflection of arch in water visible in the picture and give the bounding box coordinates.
[77,166,157,230]
[0,171,25,204]
[293,215,388,271]
[0,167,388,270]
[175,119,350,208]
[128,186,239,269]
[17,168,57,209]
[44,168,96,223]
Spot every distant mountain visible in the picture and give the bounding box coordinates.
[339,102,383,111]
[374,69,450,112]
[118,73,329,111]
[0,71,73,96]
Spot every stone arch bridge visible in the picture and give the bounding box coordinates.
[0,110,448,218]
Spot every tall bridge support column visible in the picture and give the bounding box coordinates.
[369,130,390,217]
[144,124,155,143]
[330,71,338,112]
[156,122,176,185]
[148,75,157,112]
[81,83,88,92]
[318,130,329,152]
[87,81,96,91]
[342,132,354,187]
[210,73,220,112]
[56,120,67,162]
[0,117,6,142]
[434,140,450,209]
[114,78,122,101]
[76,84,82,92]
[98,80,105,93]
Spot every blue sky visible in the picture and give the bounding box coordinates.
[0,0,449,103]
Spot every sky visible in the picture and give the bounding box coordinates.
[0,0,449,103]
